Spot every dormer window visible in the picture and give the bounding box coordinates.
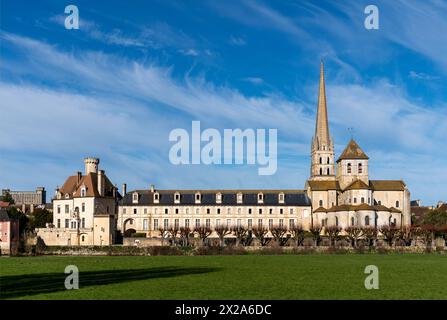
[154,192,160,204]
[257,192,264,203]
[80,187,86,197]
[174,192,180,204]
[195,192,201,204]
[65,193,70,199]
[132,192,139,204]
[278,192,285,204]
[216,192,222,204]
[237,192,243,204]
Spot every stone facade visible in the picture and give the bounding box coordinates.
[37,158,119,246]
[0,209,20,255]
[2,187,46,206]
[305,62,411,230]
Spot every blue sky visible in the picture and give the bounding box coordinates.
[0,0,446,205]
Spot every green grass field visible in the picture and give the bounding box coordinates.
[1,254,446,300]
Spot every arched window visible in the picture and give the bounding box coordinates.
[347,163,352,174]
[319,157,322,164]
[365,216,370,226]
[358,163,363,174]
[351,217,355,226]
[319,200,323,207]
[361,197,365,203]
[395,201,399,208]
[319,168,323,175]
[327,168,330,175]
[80,187,86,197]
[353,197,357,204]
[327,157,330,164]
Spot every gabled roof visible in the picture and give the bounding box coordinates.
[369,180,406,191]
[337,139,369,162]
[307,180,340,191]
[314,206,327,213]
[58,173,118,199]
[344,179,370,191]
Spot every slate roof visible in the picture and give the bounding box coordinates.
[337,139,369,162]
[120,190,311,207]
[0,208,13,221]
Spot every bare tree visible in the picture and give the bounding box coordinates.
[420,224,436,249]
[232,226,248,247]
[379,225,399,247]
[325,226,342,247]
[179,226,192,246]
[361,227,378,248]
[309,225,322,247]
[289,224,305,247]
[167,225,180,246]
[194,226,212,246]
[345,226,363,247]
[271,225,289,246]
[397,226,416,247]
[252,226,271,246]
[214,225,232,247]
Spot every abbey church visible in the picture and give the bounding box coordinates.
[37,61,411,246]
[305,62,411,229]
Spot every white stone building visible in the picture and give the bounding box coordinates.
[118,62,411,238]
[37,158,120,246]
[305,62,411,230]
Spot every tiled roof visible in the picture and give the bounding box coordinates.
[0,201,10,208]
[58,173,117,199]
[323,203,395,212]
[307,180,340,191]
[120,190,311,207]
[344,179,370,191]
[369,180,406,191]
[337,139,369,162]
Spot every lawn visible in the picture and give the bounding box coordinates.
[1,254,446,300]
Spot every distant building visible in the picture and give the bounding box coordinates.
[410,200,446,224]
[0,208,20,255]
[37,158,120,246]
[2,187,46,206]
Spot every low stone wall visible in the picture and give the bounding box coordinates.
[16,242,445,256]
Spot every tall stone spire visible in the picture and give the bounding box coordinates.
[309,60,335,181]
[314,60,330,148]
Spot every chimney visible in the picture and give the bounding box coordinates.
[77,171,82,184]
[150,184,155,192]
[98,170,105,197]
[122,183,127,196]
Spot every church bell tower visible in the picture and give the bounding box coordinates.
[310,61,335,181]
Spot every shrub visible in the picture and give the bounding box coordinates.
[131,233,147,238]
